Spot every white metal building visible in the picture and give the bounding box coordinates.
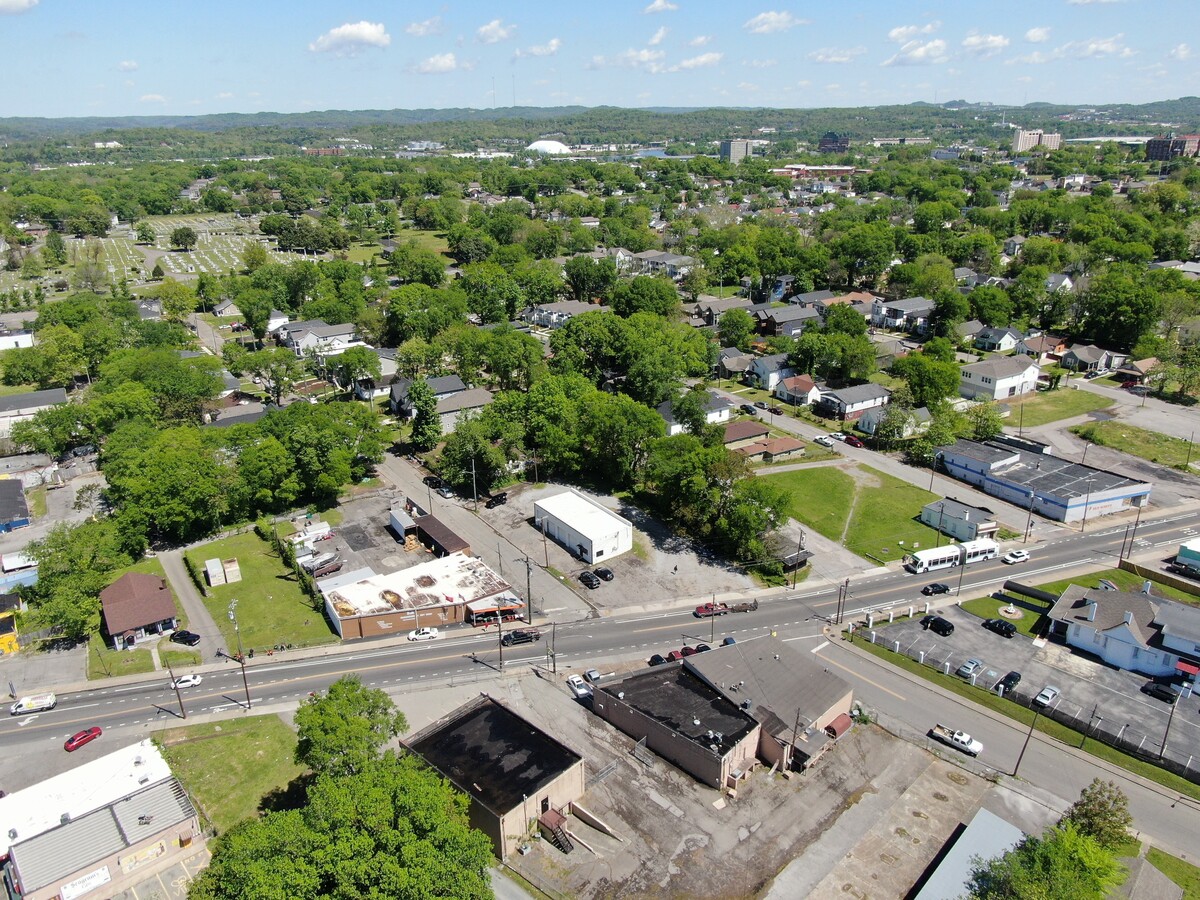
[533,490,633,564]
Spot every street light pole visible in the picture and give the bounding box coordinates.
[935,503,945,548]
[167,663,185,719]
[1023,491,1035,543]
[792,529,806,589]
[1013,706,1042,777]
[1159,695,1180,759]
[228,599,251,710]
[1079,479,1095,533]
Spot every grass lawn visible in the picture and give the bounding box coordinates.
[186,531,336,653]
[960,594,1053,638]
[843,466,941,562]
[1035,566,1198,605]
[26,486,46,518]
[393,226,451,258]
[156,716,305,834]
[1004,389,1112,427]
[1072,421,1198,471]
[159,649,201,668]
[0,382,38,398]
[1146,848,1200,899]
[761,467,857,543]
[87,632,155,679]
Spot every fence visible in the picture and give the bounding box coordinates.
[869,709,1006,783]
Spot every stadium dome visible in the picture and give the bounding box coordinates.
[526,139,571,155]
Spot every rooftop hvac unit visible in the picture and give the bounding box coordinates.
[138,775,150,785]
[741,699,753,710]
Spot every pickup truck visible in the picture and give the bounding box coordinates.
[929,723,983,757]
[694,599,759,618]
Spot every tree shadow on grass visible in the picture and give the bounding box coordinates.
[258,772,315,816]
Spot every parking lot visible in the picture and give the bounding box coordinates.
[870,604,1200,766]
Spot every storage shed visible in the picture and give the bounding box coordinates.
[533,490,633,564]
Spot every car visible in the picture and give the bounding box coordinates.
[423,475,441,487]
[501,629,541,646]
[1128,385,1150,396]
[828,432,847,442]
[813,435,835,448]
[754,401,767,409]
[997,671,1022,694]
[843,435,865,449]
[740,404,759,415]
[768,406,785,416]
[484,492,508,509]
[1142,682,1179,704]
[407,627,439,642]
[921,583,951,596]
[70,444,97,458]
[956,658,984,679]
[920,615,955,636]
[593,566,614,582]
[680,646,698,657]
[1084,370,1101,380]
[583,669,602,684]
[1002,549,1030,565]
[721,636,737,646]
[1033,685,1061,707]
[648,653,668,666]
[565,674,591,699]
[170,674,202,689]
[170,629,201,647]
[695,643,712,653]
[64,727,102,752]
[982,618,1017,638]
[579,571,602,589]
[665,650,685,662]
[435,483,454,499]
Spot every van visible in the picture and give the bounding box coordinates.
[11,693,56,715]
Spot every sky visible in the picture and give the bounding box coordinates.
[0,0,1194,118]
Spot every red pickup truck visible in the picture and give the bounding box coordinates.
[694,602,729,618]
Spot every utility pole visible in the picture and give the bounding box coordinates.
[167,663,185,719]
[525,555,533,624]
[710,594,716,645]
[956,551,968,596]
[792,530,806,589]
[1023,491,1035,544]
[1013,706,1042,777]
[935,503,945,548]
[551,622,557,674]
[228,599,251,709]
[1159,694,1180,759]
[471,457,479,512]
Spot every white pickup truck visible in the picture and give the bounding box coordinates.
[929,723,983,757]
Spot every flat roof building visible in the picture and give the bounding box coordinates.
[534,490,633,565]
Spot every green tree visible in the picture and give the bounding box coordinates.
[335,345,382,393]
[169,226,198,251]
[134,222,156,245]
[20,250,43,280]
[409,378,441,452]
[241,241,269,273]
[25,519,132,642]
[155,277,197,323]
[718,308,755,351]
[967,822,1123,900]
[964,402,1004,441]
[43,230,67,267]
[295,675,408,777]
[246,349,305,406]
[890,353,960,407]
[439,417,507,496]
[609,276,680,318]
[563,255,617,302]
[388,243,445,287]
[1061,779,1133,852]
[236,436,301,512]
[150,260,165,280]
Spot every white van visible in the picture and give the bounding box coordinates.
[10,693,56,715]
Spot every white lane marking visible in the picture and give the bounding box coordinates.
[810,641,830,653]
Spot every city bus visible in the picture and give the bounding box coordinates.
[904,538,999,574]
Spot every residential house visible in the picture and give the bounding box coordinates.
[952,267,977,283]
[973,326,1023,353]
[955,319,986,344]
[631,250,695,279]
[266,309,290,335]
[1046,273,1073,294]
[1061,343,1125,373]
[790,288,836,308]
[857,404,930,437]
[656,391,733,436]
[735,436,806,463]
[0,388,67,439]
[100,572,179,651]
[722,420,769,448]
[919,498,998,542]
[0,331,33,352]
[816,383,891,421]
[1015,333,1067,365]
[213,299,241,318]
[522,300,607,330]
[717,347,755,380]
[279,320,362,359]
[871,296,936,333]
[437,388,494,434]
[352,348,400,400]
[763,305,821,337]
[1114,357,1160,384]
[390,374,467,418]
[133,300,161,322]
[959,357,1040,401]
[692,296,755,327]
[748,353,794,391]
[1003,235,1026,257]
[774,374,822,406]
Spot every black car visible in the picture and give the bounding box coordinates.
[740,403,758,415]
[982,618,1017,638]
[593,566,614,582]
[485,492,508,509]
[920,615,954,636]
[695,644,711,653]
[579,571,601,589]
[648,654,668,666]
[170,629,201,647]
[501,629,541,646]
[423,475,441,487]
[921,583,951,596]
[998,671,1021,694]
[1142,682,1179,704]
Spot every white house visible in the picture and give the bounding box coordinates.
[748,353,794,391]
[534,490,633,564]
[870,296,936,333]
[281,321,363,359]
[774,374,822,406]
[213,299,242,318]
[522,300,608,330]
[0,331,34,352]
[437,388,494,434]
[266,309,290,335]
[816,383,890,421]
[656,391,733,436]
[973,326,1022,353]
[958,357,1040,401]
[918,498,998,542]
[0,388,67,439]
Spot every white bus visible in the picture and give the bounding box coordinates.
[904,538,999,574]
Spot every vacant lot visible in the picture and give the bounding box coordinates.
[1072,420,1198,471]
[157,715,304,834]
[1005,389,1112,427]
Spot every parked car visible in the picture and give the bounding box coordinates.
[170,674,202,689]
[1084,370,1101,380]
[956,658,984,679]
[754,401,767,409]
[920,615,954,637]
[680,646,698,657]
[583,669,602,684]
[423,475,441,487]
[1127,385,1150,396]
[64,727,102,752]
[695,644,712,653]
[740,404,759,415]
[768,406,784,416]
[843,435,865,449]
[1002,549,1030,565]
[593,566,614,582]
[501,629,541,646]
[921,583,951,596]
[565,674,591,699]
[982,618,1017,638]
[997,671,1022,693]
[813,435,835,448]
[1034,685,1061,707]
[70,444,97,458]
[648,654,668,666]
[485,492,508,509]
[1142,682,1179,704]
[665,650,685,662]
[170,630,201,647]
[829,432,847,442]
[579,571,602,589]
[407,627,439,642]
[435,483,454,499]
[721,636,736,646]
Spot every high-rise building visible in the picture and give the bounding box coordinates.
[1145,134,1200,161]
[719,139,752,164]
[1011,130,1062,153]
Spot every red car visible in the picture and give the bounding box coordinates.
[64,727,102,752]
[843,435,866,448]
[680,646,698,657]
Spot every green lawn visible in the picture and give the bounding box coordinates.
[1004,389,1112,427]
[185,532,336,654]
[960,594,1053,638]
[761,467,856,543]
[157,716,306,834]
[1034,567,1198,605]
[1146,848,1200,899]
[26,486,46,518]
[392,226,452,258]
[160,649,201,668]
[1072,421,1198,471]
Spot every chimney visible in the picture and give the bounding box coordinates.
[1086,600,1097,622]
[1123,611,1134,626]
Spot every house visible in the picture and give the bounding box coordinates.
[0,388,67,439]
[352,348,400,400]
[735,436,806,462]
[871,296,936,333]
[790,288,836,308]
[534,489,633,564]
[959,356,1040,401]
[0,330,33,352]
[816,383,891,421]
[100,573,178,651]
[1114,357,1160,384]
[952,267,977,283]
[0,479,31,532]
[631,250,695,279]
[973,326,1023,353]
[266,309,290,335]
[691,296,754,327]
[657,391,733,436]
[919,498,998,542]
[774,374,822,406]
[1046,272,1073,293]
[522,300,608,330]
[722,420,770,447]
[437,387,494,434]
[955,319,986,343]
[1061,343,1125,373]
[763,305,821,337]
[279,320,361,359]
[748,353,794,391]
[389,374,466,418]
[717,347,755,379]
[1003,235,1026,257]
[213,299,241,318]
[857,404,930,437]
[1015,333,1067,365]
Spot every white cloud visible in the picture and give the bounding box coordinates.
[887,21,940,42]
[743,12,808,35]
[588,48,666,73]
[1168,43,1191,60]
[0,0,38,13]
[747,58,778,69]
[514,38,562,59]
[139,93,166,103]
[1025,27,1051,43]
[643,0,678,12]
[737,82,759,92]
[416,53,460,74]
[1008,32,1133,64]
[405,17,442,37]
[216,91,234,99]
[117,60,138,72]
[122,79,134,88]
[476,19,516,44]
[808,46,866,64]
[309,21,391,56]
[649,26,668,46]
[673,51,723,70]
[882,39,948,66]
[962,33,1009,58]
[689,35,711,47]
[1067,0,1123,5]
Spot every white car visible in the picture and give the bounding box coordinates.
[1002,550,1030,565]
[170,674,202,689]
[407,627,439,642]
[1034,685,1061,707]
[828,432,847,442]
[813,435,835,448]
[566,674,592,699]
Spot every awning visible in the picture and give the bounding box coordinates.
[1177,660,1200,676]
[824,712,853,739]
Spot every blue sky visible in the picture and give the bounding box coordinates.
[0,0,1193,117]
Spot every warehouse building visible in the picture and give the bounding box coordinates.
[533,490,633,564]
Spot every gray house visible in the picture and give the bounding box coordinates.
[389,375,467,418]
